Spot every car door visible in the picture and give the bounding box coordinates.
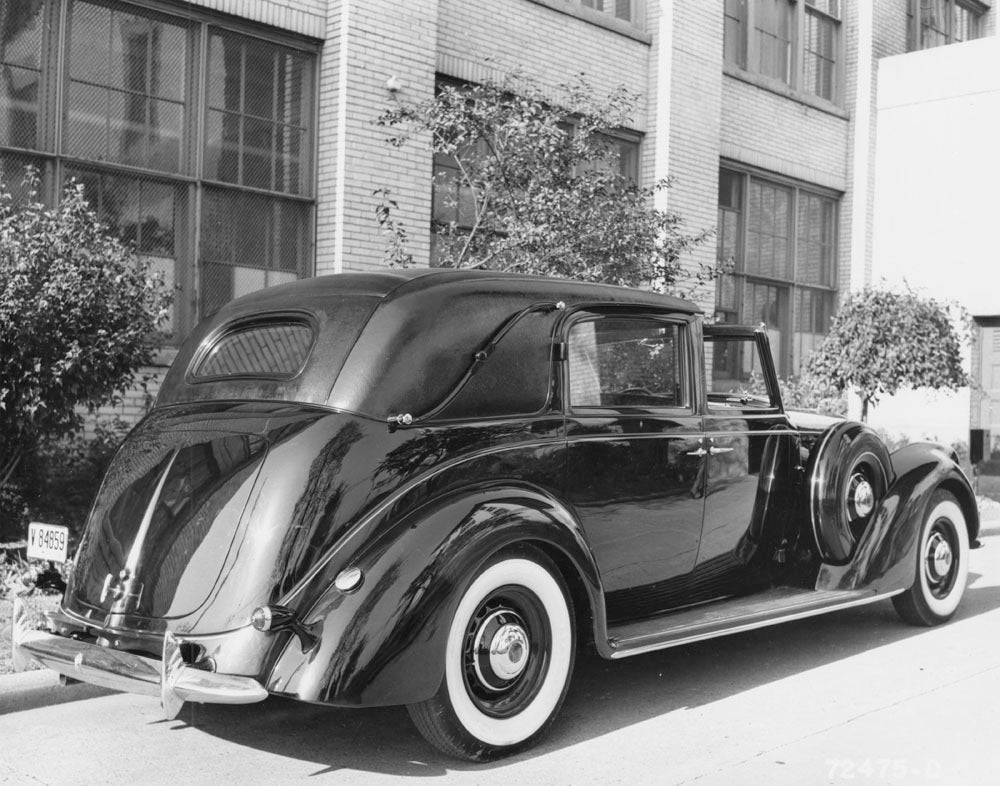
[699,325,800,598]
[563,310,707,623]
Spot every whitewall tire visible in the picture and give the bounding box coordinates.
[892,490,970,626]
[407,550,575,761]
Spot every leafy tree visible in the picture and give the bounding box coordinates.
[376,71,713,293]
[807,287,968,422]
[0,169,171,489]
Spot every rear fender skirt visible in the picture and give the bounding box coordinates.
[816,444,978,593]
[263,486,603,707]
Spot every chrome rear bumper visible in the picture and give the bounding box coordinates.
[11,598,267,717]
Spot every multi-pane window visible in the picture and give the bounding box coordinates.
[0,0,318,342]
[908,0,985,50]
[754,0,793,82]
[0,151,45,205]
[200,186,310,317]
[66,2,187,174]
[0,1,46,151]
[204,30,312,195]
[803,1,839,101]
[578,0,643,26]
[65,166,184,334]
[715,167,838,376]
[724,0,747,66]
[724,0,842,105]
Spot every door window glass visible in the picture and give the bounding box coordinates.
[569,318,687,409]
[706,335,777,409]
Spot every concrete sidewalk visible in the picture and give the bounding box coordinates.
[0,668,112,715]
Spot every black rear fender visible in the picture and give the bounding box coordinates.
[816,443,978,593]
[264,486,603,707]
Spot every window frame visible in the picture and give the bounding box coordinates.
[0,0,320,344]
[564,312,696,416]
[724,0,845,107]
[907,0,987,50]
[578,0,644,27]
[704,327,783,414]
[188,310,318,383]
[715,164,840,378]
[527,0,648,33]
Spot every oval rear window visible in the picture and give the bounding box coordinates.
[192,318,315,379]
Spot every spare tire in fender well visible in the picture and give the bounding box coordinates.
[806,421,893,565]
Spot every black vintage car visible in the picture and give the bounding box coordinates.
[13,269,978,760]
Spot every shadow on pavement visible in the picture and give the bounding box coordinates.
[160,529,1000,778]
[0,671,114,716]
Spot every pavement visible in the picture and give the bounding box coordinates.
[0,669,112,716]
[2,506,1000,784]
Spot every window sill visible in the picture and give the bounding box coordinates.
[524,0,652,45]
[723,63,849,120]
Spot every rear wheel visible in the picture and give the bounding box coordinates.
[892,490,969,626]
[407,550,575,761]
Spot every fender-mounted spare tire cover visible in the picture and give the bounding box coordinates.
[806,421,892,564]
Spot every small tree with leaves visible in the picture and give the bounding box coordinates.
[0,169,171,491]
[807,286,968,422]
[376,71,713,294]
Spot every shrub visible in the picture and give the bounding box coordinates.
[0,167,170,492]
[0,417,131,543]
[376,70,714,294]
[808,287,968,421]
[744,371,846,418]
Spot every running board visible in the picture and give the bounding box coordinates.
[606,586,901,659]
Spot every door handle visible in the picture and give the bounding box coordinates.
[709,447,734,455]
[686,447,707,457]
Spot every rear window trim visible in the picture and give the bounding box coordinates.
[187,310,319,383]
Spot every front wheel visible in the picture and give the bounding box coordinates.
[407,550,575,761]
[892,490,970,626]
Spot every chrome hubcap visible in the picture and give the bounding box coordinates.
[926,532,954,582]
[488,623,530,681]
[849,474,875,519]
[472,610,530,691]
[462,586,550,719]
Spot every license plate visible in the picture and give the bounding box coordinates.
[27,521,69,563]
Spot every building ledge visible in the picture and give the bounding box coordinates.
[724,63,849,121]
[525,0,652,45]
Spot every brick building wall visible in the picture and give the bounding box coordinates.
[720,77,848,193]
[438,0,650,130]
[315,0,438,274]
[312,0,656,277]
[657,3,724,312]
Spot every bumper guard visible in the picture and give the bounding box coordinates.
[10,598,268,718]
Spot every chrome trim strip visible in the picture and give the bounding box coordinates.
[124,448,180,576]
[608,590,904,659]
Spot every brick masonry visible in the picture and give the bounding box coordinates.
[660,3,725,312]
[182,0,325,37]
[315,0,438,274]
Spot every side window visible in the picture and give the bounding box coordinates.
[568,318,688,409]
[706,335,777,409]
